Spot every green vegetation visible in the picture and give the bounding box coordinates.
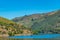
[0,10,60,36]
[0,17,30,36]
[12,10,60,34]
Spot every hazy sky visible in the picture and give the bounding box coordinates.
[0,0,60,19]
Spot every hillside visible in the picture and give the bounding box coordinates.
[0,10,60,36]
[0,17,31,36]
[12,10,60,34]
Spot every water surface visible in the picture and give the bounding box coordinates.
[9,34,60,39]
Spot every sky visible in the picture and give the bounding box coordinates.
[0,0,60,19]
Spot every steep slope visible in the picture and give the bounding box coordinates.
[31,10,60,34]
[0,17,31,36]
[12,10,60,34]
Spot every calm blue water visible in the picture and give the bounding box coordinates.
[9,34,60,38]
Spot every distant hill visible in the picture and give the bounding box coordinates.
[12,10,60,34]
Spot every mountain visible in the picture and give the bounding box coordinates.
[0,17,31,36]
[12,10,60,34]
